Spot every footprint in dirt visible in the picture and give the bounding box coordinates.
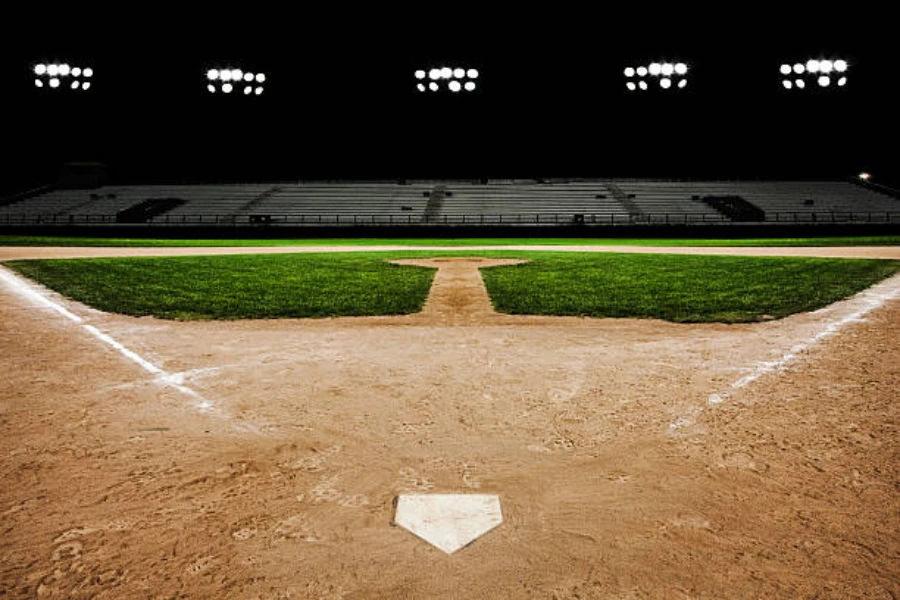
[51,541,83,563]
[186,555,217,575]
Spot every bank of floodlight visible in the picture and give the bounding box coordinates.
[206,66,267,95]
[858,172,871,181]
[33,62,94,92]
[415,66,479,92]
[781,57,849,91]
[624,60,689,92]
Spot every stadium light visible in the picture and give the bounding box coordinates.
[415,66,479,93]
[858,172,871,181]
[780,57,850,91]
[206,66,267,95]
[624,60,689,92]
[33,61,93,92]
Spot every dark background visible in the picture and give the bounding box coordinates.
[1,9,895,195]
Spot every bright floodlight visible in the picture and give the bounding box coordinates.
[83,68,93,78]
[678,79,687,89]
[796,79,806,89]
[417,83,426,92]
[838,76,847,86]
[638,80,647,90]
[232,69,242,81]
[467,68,478,78]
[207,84,215,93]
[453,68,465,78]
[47,64,59,76]
[624,67,635,77]
[626,81,636,91]
[244,72,254,82]
[49,78,60,88]
[661,63,674,76]
[636,66,648,77]
[71,81,79,89]
[780,64,791,75]
[834,59,848,72]
[429,82,438,91]
[819,59,833,73]
[59,64,70,76]
[34,79,43,88]
[793,63,805,74]
[34,64,47,75]
[220,70,232,82]
[223,83,233,93]
[806,59,820,73]
[675,63,688,75]
[207,69,219,80]
[649,63,662,76]
[782,80,792,89]
[415,70,426,79]
[818,75,830,87]
[244,86,252,95]
[449,80,461,92]
[859,172,871,180]
[440,67,452,79]
[256,73,265,83]
[255,87,263,95]
[660,77,671,89]
[82,82,91,90]
[71,67,81,77]
[464,81,476,91]
[429,68,440,80]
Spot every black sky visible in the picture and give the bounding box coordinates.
[2,9,896,193]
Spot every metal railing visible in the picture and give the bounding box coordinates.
[1,211,898,226]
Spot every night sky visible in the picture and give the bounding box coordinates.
[2,10,895,194]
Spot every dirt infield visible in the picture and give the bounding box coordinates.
[1,247,898,598]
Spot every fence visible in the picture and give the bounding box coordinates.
[1,211,899,227]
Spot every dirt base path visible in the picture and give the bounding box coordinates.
[0,251,898,598]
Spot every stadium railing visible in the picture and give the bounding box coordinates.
[2,211,899,226]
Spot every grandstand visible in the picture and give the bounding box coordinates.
[1,179,898,229]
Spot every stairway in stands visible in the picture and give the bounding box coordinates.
[424,184,446,222]
[700,195,765,222]
[235,185,283,215]
[604,182,644,218]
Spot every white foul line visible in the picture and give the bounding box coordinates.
[0,266,210,407]
[671,273,900,431]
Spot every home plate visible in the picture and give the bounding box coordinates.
[394,494,503,554]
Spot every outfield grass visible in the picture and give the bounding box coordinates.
[7,251,899,322]
[1,235,899,247]
[6,254,436,320]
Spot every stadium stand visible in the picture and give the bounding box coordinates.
[1,180,897,228]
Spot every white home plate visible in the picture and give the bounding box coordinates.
[395,494,503,554]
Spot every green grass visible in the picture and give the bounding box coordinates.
[6,254,436,320]
[1,235,899,247]
[7,251,899,322]
[481,253,900,323]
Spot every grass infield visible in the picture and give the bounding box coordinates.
[1,235,899,247]
[6,251,899,322]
